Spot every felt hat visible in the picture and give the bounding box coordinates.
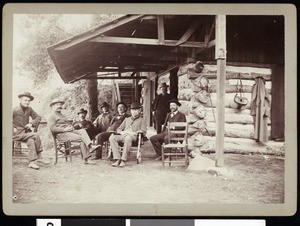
[116,101,127,110]
[168,98,181,106]
[77,108,88,115]
[130,101,142,109]
[100,101,110,108]
[18,92,34,101]
[49,98,65,107]
[159,82,169,88]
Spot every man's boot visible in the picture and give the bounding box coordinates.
[91,147,102,160]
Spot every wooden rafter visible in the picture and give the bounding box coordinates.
[89,36,206,48]
[157,15,165,44]
[205,21,215,46]
[175,20,202,46]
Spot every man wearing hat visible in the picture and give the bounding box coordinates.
[150,99,186,160]
[109,101,147,167]
[48,98,100,164]
[93,101,113,135]
[151,82,172,133]
[72,108,95,139]
[13,92,50,170]
[92,102,129,160]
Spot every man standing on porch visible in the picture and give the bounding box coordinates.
[150,99,186,161]
[151,82,172,134]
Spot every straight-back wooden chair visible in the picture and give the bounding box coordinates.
[12,122,40,158]
[52,132,82,164]
[161,121,189,168]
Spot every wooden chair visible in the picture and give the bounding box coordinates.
[161,122,189,168]
[12,122,40,158]
[117,132,144,164]
[52,133,82,164]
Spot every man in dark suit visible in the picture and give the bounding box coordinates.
[92,102,128,160]
[93,101,113,135]
[151,82,172,133]
[72,108,95,139]
[13,92,50,170]
[150,99,186,160]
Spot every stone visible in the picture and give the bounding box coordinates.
[187,155,215,172]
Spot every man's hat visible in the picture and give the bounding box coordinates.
[116,101,127,110]
[100,101,110,108]
[168,98,181,106]
[50,98,65,107]
[130,101,142,109]
[18,92,34,101]
[77,108,88,115]
[159,82,169,88]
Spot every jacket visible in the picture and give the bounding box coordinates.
[116,116,147,134]
[162,111,186,132]
[48,112,71,134]
[93,112,113,131]
[107,114,128,132]
[13,105,41,135]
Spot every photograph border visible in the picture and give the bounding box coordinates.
[2,3,297,216]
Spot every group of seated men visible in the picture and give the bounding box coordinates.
[13,91,186,170]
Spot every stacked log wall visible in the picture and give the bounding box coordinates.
[177,63,282,153]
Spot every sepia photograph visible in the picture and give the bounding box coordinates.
[2,4,297,216]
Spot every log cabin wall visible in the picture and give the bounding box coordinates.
[177,63,285,154]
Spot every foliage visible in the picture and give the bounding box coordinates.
[14,14,123,87]
[14,14,122,119]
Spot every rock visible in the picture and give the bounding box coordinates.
[207,167,229,176]
[187,155,215,172]
[193,104,207,119]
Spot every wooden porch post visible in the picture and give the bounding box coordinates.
[215,15,226,167]
[86,79,99,121]
[142,72,153,127]
[169,68,179,99]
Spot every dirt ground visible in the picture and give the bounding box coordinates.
[12,141,284,204]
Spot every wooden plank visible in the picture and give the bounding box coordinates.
[84,76,148,80]
[157,15,165,44]
[191,83,271,94]
[215,15,226,167]
[176,20,201,46]
[271,65,285,139]
[89,36,207,48]
[178,63,272,78]
[198,136,284,156]
[190,122,271,140]
[142,73,153,127]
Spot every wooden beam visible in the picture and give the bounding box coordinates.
[205,21,215,45]
[207,39,215,48]
[176,20,202,46]
[89,36,207,48]
[203,61,275,68]
[215,15,226,167]
[157,15,165,44]
[84,76,147,80]
[50,15,145,51]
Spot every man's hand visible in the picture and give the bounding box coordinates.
[64,126,74,132]
[24,123,33,129]
[121,131,136,136]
